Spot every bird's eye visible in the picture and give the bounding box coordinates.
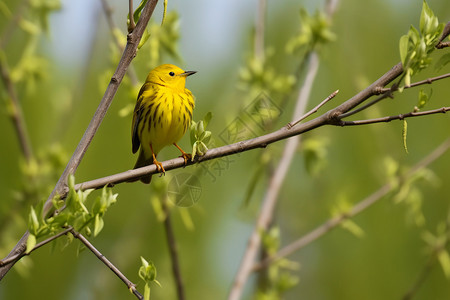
[169,72,175,76]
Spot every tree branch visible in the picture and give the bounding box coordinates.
[128,0,136,32]
[69,228,143,300]
[161,199,185,300]
[339,106,450,126]
[0,227,72,267]
[0,0,160,281]
[252,137,450,271]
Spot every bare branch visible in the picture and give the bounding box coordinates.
[339,106,450,126]
[252,138,450,271]
[378,73,450,94]
[436,21,450,47]
[69,228,143,299]
[288,89,339,128]
[128,0,136,32]
[341,73,450,119]
[0,227,72,267]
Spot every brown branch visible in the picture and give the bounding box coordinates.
[69,228,143,299]
[128,0,136,32]
[339,106,449,126]
[0,227,72,267]
[378,73,450,94]
[0,56,33,162]
[288,89,339,128]
[339,73,450,120]
[161,199,185,300]
[252,137,450,271]
[0,0,160,281]
[436,21,450,48]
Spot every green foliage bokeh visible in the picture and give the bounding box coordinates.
[1,0,450,299]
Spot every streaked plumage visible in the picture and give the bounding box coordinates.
[132,64,196,183]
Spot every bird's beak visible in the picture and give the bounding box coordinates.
[180,70,197,77]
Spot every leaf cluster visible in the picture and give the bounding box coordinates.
[190,112,212,160]
[138,256,161,300]
[27,175,117,253]
[286,8,336,55]
[399,1,444,87]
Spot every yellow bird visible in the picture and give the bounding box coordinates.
[132,64,196,183]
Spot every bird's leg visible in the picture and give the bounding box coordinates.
[173,143,191,165]
[150,144,165,176]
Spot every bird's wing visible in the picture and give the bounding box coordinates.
[131,83,149,154]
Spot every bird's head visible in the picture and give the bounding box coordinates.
[146,64,196,92]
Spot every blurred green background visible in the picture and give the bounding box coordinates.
[1,0,450,299]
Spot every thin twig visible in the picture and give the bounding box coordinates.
[252,137,450,271]
[338,92,392,119]
[161,199,185,300]
[341,73,450,120]
[128,0,136,32]
[436,21,450,47]
[0,0,160,281]
[339,106,449,126]
[0,227,72,267]
[378,73,450,94]
[288,89,339,128]
[69,228,143,299]
[0,56,33,161]
[402,256,435,300]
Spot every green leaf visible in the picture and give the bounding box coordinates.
[341,219,365,238]
[132,0,148,25]
[399,34,409,66]
[302,137,329,176]
[161,0,168,25]
[28,206,40,235]
[139,257,158,283]
[26,234,37,254]
[417,88,431,109]
[93,214,104,237]
[402,119,409,154]
[438,250,450,278]
[138,30,151,49]
[203,112,212,128]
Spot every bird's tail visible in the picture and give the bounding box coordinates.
[131,150,153,184]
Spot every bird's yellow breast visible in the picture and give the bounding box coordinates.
[138,84,194,156]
